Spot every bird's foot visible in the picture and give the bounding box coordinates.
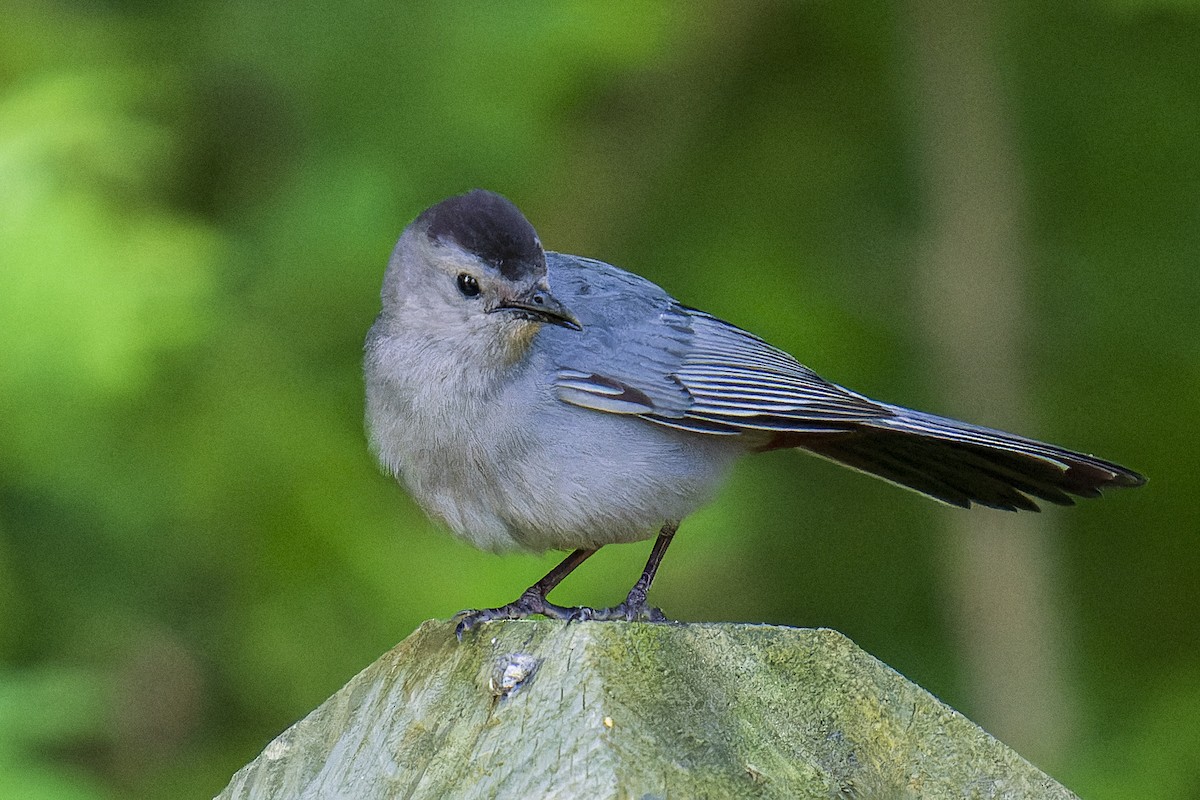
[568,584,669,623]
[455,588,578,639]
[568,602,669,623]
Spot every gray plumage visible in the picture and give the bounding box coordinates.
[364,190,1144,632]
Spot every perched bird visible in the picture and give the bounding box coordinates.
[364,189,1144,636]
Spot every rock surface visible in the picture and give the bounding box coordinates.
[217,620,1079,799]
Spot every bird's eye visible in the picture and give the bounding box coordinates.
[456,273,480,297]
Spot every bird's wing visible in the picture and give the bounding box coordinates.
[541,259,890,434]
[638,309,893,435]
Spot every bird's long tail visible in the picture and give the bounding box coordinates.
[792,405,1145,511]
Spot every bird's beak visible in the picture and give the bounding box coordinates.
[491,288,582,331]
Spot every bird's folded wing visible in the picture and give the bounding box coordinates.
[553,304,893,436]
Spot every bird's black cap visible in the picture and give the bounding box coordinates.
[419,189,546,282]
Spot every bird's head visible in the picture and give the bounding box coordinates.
[381,191,581,353]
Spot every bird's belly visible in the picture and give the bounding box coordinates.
[488,413,741,552]
[402,411,740,553]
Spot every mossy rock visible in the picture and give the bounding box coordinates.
[216,620,1078,799]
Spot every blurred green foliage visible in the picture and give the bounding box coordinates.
[0,1,1196,798]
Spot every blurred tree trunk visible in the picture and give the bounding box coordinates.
[901,0,1077,766]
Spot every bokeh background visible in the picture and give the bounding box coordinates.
[2,1,1197,797]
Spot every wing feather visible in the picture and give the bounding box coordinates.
[668,311,891,428]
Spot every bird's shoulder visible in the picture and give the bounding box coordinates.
[545,253,677,316]
[538,253,692,416]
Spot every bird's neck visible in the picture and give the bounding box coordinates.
[368,312,536,407]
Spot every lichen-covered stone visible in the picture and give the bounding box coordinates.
[216,620,1079,799]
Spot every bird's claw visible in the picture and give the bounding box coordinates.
[567,600,668,624]
[455,598,669,638]
[454,590,577,639]
[454,582,672,639]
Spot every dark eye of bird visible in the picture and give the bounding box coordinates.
[456,273,480,297]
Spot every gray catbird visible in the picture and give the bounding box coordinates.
[364,189,1144,636]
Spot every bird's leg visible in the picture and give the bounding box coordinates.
[574,522,679,623]
[455,547,596,638]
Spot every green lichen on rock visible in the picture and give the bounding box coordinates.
[216,621,1079,799]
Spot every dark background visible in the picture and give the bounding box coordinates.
[1,2,1196,797]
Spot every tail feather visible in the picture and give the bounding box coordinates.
[789,406,1145,511]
